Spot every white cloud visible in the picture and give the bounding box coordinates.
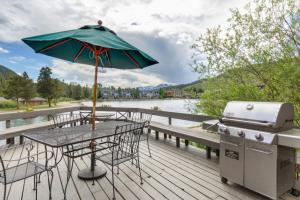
[51,59,165,87]
[0,47,9,54]
[8,56,26,63]
[0,0,250,85]
[0,0,249,43]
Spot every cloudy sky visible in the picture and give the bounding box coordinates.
[0,0,249,87]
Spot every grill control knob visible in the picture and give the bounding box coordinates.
[220,127,229,135]
[255,133,264,141]
[237,130,245,137]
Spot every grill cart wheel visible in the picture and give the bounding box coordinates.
[290,188,300,197]
[221,177,228,184]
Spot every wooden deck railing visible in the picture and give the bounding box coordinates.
[0,105,215,144]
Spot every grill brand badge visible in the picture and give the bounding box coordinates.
[225,149,239,160]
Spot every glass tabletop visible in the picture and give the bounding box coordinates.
[23,120,131,148]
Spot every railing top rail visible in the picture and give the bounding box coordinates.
[0,106,80,121]
[80,106,215,122]
[0,105,214,122]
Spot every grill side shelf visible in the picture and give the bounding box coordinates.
[278,128,300,148]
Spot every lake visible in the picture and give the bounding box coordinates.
[0,99,200,135]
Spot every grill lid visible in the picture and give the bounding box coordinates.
[222,101,294,129]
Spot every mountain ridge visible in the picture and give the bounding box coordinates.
[0,65,18,85]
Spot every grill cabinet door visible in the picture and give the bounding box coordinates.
[244,140,277,199]
[220,135,244,185]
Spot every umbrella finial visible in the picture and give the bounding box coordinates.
[98,20,102,26]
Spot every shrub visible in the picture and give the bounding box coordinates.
[0,100,17,109]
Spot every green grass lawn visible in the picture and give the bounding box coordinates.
[0,101,60,112]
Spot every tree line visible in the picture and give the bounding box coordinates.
[2,66,93,109]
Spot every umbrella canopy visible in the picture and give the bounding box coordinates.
[22,21,158,130]
[22,24,158,68]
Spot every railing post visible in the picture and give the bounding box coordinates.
[20,135,24,144]
[155,131,159,140]
[206,146,211,159]
[168,117,172,139]
[6,120,14,144]
[176,137,180,147]
[215,149,220,157]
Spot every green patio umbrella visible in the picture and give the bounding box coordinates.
[22,20,158,130]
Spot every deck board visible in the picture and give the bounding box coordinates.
[0,136,299,200]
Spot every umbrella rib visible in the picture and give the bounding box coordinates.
[73,46,86,62]
[122,50,140,68]
[38,38,72,52]
[105,51,112,67]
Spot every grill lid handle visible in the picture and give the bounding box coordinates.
[222,117,274,127]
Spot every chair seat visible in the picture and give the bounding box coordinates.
[96,151,135,165]
[0,161,46,184]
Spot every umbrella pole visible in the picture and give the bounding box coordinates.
[92,52,99,130]
[78,50,107,181]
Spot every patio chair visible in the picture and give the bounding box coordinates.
[49,113,82,128]
[79,111,92,124]
[125,112,152,157]
[95,122,145,200]
[49,113,91,160]
[0,143,54,200]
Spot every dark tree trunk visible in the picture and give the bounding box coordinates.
[48,98,51,107]
[16,98,19,110]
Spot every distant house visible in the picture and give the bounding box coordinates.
[145,91,159,98]
[20,97,47,105]
[165,89,182,98]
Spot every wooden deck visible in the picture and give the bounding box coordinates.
[0,135,299,200]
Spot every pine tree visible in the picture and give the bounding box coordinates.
[20,72,36,108]
[37,67,55,107]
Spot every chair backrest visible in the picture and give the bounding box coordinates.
[49,113,81,128]
[111,122,145,160]
[127,112,152,124]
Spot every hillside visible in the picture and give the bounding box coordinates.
[0,65,17,95]
[165,79,204,98]
[0,65,17,83]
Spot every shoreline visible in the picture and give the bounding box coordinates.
[0,99,198,113]
[97,98,197,102]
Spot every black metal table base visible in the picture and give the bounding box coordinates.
[78,166,107,180]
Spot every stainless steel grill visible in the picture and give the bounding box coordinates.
[219,101,296,200]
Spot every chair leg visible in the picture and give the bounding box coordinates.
[137,153,143,185]
[47,170,54,199]
[3,184,6,200]
[38,173,42,183]
[33,175,37,190]
[117,165,120,175]
[64,156,74,200]
[146,132,152,157]
[35,175,38,200]
[112,165,116,200]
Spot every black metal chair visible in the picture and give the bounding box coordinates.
[0,143,54,200]
[95,122,145,200]
[79,111,92,124]
[49,113,90,161]
[126,112,152,157]
[49,113,83,128]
